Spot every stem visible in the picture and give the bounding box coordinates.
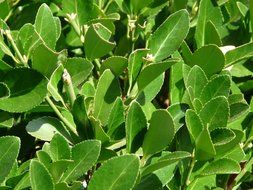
[46,96,78,135]
[183,150,196,189]
[63,69,76,107]
[5,30,27,66]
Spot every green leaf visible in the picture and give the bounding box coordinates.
[26,116,72,143]
[137,60,178,92]
[88,155,140,190]
[65,58,93,86]
[185,65,208,100]
[90,116,110,144]
[149,9,189,62]
[93,70,121,126]
[128,49,149,91]
[107,97,125,140]
[18,23,43,58]
[30,160,54,190]
[32,43,66,79]
[60,140,101,182]
[215,129,244,156]
[225,42,253,66]
[0,136,20,184]
[126,101,147,153]
[85,24,115,61]
[36,150,52,170]
[185,109,204,140]
[169,52,184,104]
[137,73,164,105]
[142,110,175,157]
[0,82,9,99]
[130,0,153,14]
[0,111,13,128]
[62,0,98,25]
[80,81,95,98]
[199,96,229,130]
[204,21,222,46]
[199,74,231,104]
[195,128,216,161]
[228,94,249,121]
[0,68,47,113]
[34,3,58,49]
[167,103,188,132]
[141,151,191,176]
[50,134,71,162]
[47,65,65,105]
[210,128,235,146]
[72,95,92,139]
[50,160,73,183]
[184,45,225,77]
[195,0,223,47]
[100,56,128,76]
[199,158,240,176]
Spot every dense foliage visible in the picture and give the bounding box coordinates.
[0,0,252,189]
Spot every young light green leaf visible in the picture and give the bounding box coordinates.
[100,56,128,76]
[62,0,98,25]
[93,70,121,126]
[204,21,222,46]
[107,97,125,140]
[199,96,229,130]
[61,140,101,182]
[199,158,240,176]
[30,160,54,190]
[0,136,20,184]
[185,109,204,140]
[185,65,208,100]
[195,128,216,161]
[195,0,223,47]
[167,103,188,132]
[35,3,58,49]
[90,116,110,144]
[149,9,189,62]
[88,155,140,190]
[126,101,147,153]
[72,95,92,140]
[50,134,71,162]
[199,74,231,104]
[47,65,65,105]
[85,24,115,61]
[137,60,178,92]
[65,58,93,86]
[0,68,47,113]
[32,43,66,79]
[49,160,73,183]
[128,49,149,91]
[18,23,43,58]
[26,116,72,143]
[142,110,175,157]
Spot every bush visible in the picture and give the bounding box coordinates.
[0,0,252,189]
